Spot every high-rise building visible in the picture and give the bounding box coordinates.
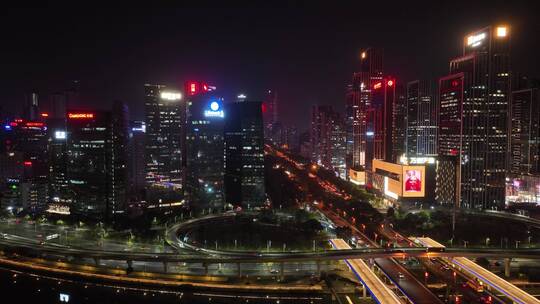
[128,120,146,200]
[392,83,407,161]
[224,101,265,207]
[23,92,39,121]
[262,90,278,138]
[345,48,384,172]
[406,80,438,157]
[46,114,70,214]
[311,105,347,178]
[65,108,128,222]
[185,85,225,209]
[437,25,511,209]
[0,119,48,213]
[509,87,540,175]
[144,84,184,205]
[365,78,396,167]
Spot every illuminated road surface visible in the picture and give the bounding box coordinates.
[330,238,403,304]
[452,257,540,304]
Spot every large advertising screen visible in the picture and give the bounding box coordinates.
[402,166,425,197]
[404,170,422,192]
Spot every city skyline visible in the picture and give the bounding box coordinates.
[2,4,540,304]
[1,3,539,130]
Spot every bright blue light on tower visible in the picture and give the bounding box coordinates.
[204,100,224,118]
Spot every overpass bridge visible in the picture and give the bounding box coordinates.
[412,237,540,304]
[330,238,404,304]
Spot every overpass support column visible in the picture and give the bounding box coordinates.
[504,258,512,277]
[362,283,367,298]
[203,263,208,275]
[316,260,321,276]
[127,260,132,268]
[163,261,168,273]
[93,258,100,266]
[237,263,241,278]
[280,262,284,281]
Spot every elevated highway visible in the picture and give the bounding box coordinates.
[330,238,403,304]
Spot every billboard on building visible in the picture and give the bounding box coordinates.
[402,166,425,197]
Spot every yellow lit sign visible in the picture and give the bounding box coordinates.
[496,26,507,37]
[361,52,366,59]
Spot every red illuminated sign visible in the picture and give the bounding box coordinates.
[404,170,422,192]
[373,82,382,90]
[451,80,460,87]
[68,113,94,119]
[23,161,32,166]
[25,122,44,127]
[15,119,23,123]
[387,80,394,87]
[9,122,18,127]
[40,113,49,118]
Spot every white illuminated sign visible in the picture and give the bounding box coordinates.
[467,32,486,47]
[204,101,224,118]
[409,157,435,164]
[54,131,67,140]
[160,92,182,100]
[59,293,70,302]
[366,131,374,136]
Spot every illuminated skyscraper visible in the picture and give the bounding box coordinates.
[1,119,48,213]
[65,107,128,222]
[311,105,347,178]
[262,90,278,140]
[144,84,184,205]
[224,101,265,207]
[437,25,511,209]
[406,80,437,157]
[345,48,384,172]
[128,120,146,200]
[185,86,225,209]
[509,87,540,175]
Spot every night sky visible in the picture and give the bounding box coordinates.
[1,2,539,130]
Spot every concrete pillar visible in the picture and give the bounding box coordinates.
[237,263,242,278]
[127,260,133,268]
[362,283,367,298]
[162,261,168,273]
[504,258,512,277]
[316,260,321,276]
[203,263,208,275]
[280,262,285,281]
[93,258,100,266]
